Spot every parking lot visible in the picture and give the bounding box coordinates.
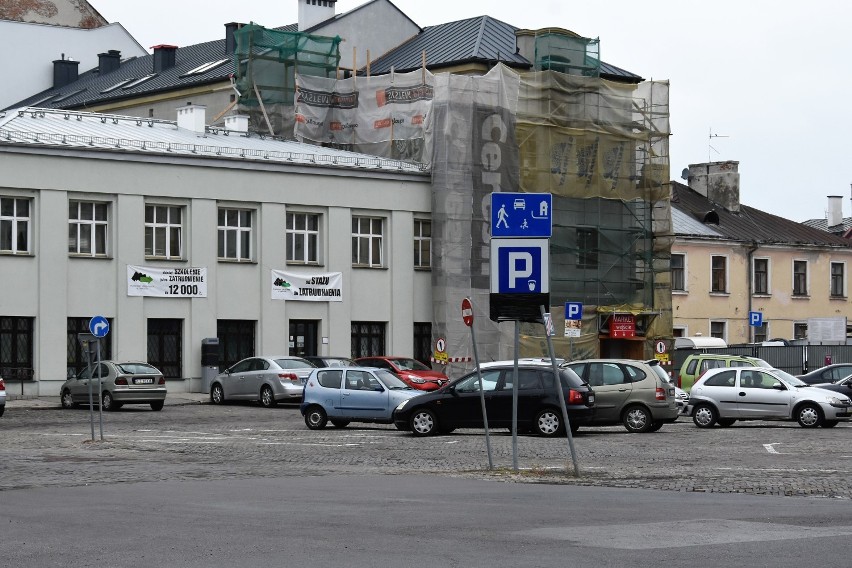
[2,400,851,499]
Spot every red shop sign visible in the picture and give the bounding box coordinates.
[610,314,635,338]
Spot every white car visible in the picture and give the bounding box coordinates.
[687,367,852,428]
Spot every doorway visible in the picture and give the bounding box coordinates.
[600,338,645,360]
[289,320,318,357]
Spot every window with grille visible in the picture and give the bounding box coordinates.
[218,208,252,261]
[753,258,769,295]
[793,260,808,296]
[577,228,598,268]
[414,219,431,269]
[286,212,319,264]
[754,323,768,343]
[0,197,30,254]
[147,318,182,378]
[67,317,113,378]
[671,253,685,291]
[0,316,34,379]
[351,322,385,358]
[68,201,108,256]
[217,320,255,370]
[831,262,845,297]
[711,256,727,293]
[145,205,183,259]
[351,216,383,267]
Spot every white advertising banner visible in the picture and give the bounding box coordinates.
[127,265,208,297]
[271,270,343,302]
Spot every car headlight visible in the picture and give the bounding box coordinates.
[395,399,410,411]
[827,397,851,407]
[408,375,425,384]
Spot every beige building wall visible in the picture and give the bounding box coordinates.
[673,239,852,343]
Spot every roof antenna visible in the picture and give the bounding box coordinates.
[708,127,729,162]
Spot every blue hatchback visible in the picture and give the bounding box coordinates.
[301,367,422,429]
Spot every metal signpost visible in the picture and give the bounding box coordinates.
[89,316,109,441]
[564,301,583,360]
[748,311,763,343]
[462,297,493,470]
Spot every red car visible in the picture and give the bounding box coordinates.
[354,356,449,391]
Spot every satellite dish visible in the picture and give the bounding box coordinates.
[680,168,689,180]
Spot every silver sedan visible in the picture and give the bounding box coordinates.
[209,356,316,407]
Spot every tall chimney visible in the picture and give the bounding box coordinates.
[225,22,245,55]
[152,45,178,73]
[687,161,741,212]
[827,195,843,227]
[98,50,121,75]
[53,55,79,88]
[298,0,337,31]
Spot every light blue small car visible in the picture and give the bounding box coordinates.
[301,367,422,429]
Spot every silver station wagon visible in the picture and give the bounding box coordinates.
[301,367,421,429]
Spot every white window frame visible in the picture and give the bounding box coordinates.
[710,255,728,294]
[414,218,431,270]
[709,320,727,342]
[286,211,320,265]
[68,200,109,257]
[0,196,31,254]
[830,261,846,298]
[352,216,384,268]
[792,259,809,297]
[218,207,253,262]
[145,204,183,260]
[671,252,686,292]
[752,257,770,295]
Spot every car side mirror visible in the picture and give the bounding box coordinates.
[772,383,784,390]
[374,386,384,392]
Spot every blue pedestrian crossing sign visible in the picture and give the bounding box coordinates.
[89,315,110,338]
[490,239,549,294]
[748,311,763,327]
[491,193,552,238]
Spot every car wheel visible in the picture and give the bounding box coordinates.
[410,409,438,436]
[61,389,75,409]
[692,404,717,428]
[101,391,118,411]
[210,383,225,405]
[623,405,652,433]
[260,386,277,408]
[796,403,823,428]
[717,418,736,427]
[150,401,164,411]
[648,421,664,432]
[330,420,350,428]
[534,408,563,437]
[822,420,839,428]
[304,406,328,430]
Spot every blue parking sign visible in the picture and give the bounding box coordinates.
[490,239,549,294]
[748,311,763,327]
[565,302,583,320]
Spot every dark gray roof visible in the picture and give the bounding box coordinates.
[367,15,643,82]
[672,181,852,247]
[802,216,852,235]
[7,38,235,111]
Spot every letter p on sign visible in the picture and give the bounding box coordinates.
[749,311,763,327]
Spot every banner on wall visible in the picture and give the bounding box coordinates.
[271,269,343,302]
[127,265,208,297]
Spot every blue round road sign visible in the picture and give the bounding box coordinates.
[89,315,110,338]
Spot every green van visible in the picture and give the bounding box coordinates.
[677,354,770,392]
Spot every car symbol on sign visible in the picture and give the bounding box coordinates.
[513,199,525,210]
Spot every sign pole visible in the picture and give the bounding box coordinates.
[97,340,104,441]
[87,349,95,441]
[541,305,580,476]
[464,298,493,470]
[512,320,519,471]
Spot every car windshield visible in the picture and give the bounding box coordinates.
[275,358,315,369]
[392,358,430,371]
[375,369,412,389]
[773,369,806,387]
[753,358,771,367]
[116,363,160,375]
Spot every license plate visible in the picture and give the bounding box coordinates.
[134,378,153,384]
[588,395,595,403]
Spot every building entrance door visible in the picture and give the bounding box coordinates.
[289,320,318,357]
[600,338,645,360]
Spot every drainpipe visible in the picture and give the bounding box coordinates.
[746,241,759,344]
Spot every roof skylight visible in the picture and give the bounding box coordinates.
[181,59,230,77]
[121,74,158,89]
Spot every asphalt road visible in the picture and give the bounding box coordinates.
[2,402,852,566]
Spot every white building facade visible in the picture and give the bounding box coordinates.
[0,107,433,395]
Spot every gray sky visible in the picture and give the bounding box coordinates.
[94,0,852,223]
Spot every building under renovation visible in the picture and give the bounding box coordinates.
[231,25,672,369]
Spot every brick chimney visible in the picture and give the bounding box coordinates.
[98,50,121,75]
[827,195,843,227]
[152,45,178,73]
[298,0,337,31]
[687,161,741,213]
[53,55,79,88]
